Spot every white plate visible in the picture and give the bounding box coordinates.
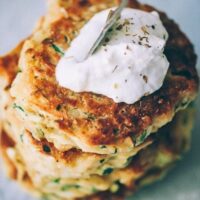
[0,0,199,200]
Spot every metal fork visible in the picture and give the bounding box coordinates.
[82,0,129,61]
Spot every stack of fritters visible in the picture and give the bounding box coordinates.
[0,0,199,200]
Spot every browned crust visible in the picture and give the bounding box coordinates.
[0,14,47,88]
[26,131,102,165]
[17,0,199,146]
[0,130,17,179]
[0,41,24,87]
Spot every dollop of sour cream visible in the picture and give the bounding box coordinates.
[56,8,169,104]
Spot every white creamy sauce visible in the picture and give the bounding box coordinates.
[56,8,169,104]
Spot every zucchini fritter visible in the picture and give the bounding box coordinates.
[10,0,199,155]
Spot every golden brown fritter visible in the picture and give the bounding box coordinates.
[11,0,199,153]
[0,35,150,180]
[0,1,198,199]
[0,39,194,198]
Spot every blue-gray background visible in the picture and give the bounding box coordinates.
[0,0,199,200]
